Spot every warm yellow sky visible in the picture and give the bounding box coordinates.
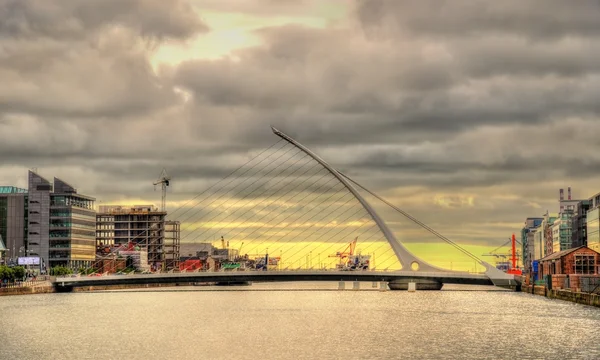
[153,3,350,67]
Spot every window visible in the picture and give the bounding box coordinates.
[573,254,596,274]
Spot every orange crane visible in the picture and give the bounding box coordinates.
[329,237,358,264]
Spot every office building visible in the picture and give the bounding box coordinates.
[0,186,27,263]
[570,200,592,248]
[521,217,543,274]
[551,210,574,253]
[48,178,96,269]
[587,206,600,253]
[1,171,96,271]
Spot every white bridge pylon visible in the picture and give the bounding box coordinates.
[271,126,446,273]
[271,127,517,286]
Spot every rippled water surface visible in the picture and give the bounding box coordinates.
[1,283,599,359]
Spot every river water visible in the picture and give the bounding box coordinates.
[1,283,599,359]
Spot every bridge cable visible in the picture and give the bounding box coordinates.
[177,143,300,238]
[187,149,309,242]
[231,176,343,256]
[212,162,327,245]
[218,172,337,261]
[339,172,482,263]
[275,204,379,269]
[235,181,351,257]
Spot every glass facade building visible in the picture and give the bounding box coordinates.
[587,207,600,253]
[49,178,96,268]
[1,172,96,271]
[0,186,27,264]
[552,210,574,253]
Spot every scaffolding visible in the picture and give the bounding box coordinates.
[96,205,166,270]
[164,220,180,270]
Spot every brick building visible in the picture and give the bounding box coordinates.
[538,246,599,277]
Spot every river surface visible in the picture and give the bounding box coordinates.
[1,282,599,359]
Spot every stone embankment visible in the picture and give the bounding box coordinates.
[521,285,600,307]
[0,281,55,296]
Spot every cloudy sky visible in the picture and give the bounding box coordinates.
[2,0,600,269]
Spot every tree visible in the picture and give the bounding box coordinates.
[12,266,25,280]
[51,266,73,276]
[0,265,15,282]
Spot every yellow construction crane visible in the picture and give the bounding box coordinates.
[153,168,171,212]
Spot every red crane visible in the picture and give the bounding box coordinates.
[507,234,522,276]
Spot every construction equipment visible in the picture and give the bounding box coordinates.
[240,253,280,270]
[329,237,357,260]
[153,169,171,212]
[329,237,370,271]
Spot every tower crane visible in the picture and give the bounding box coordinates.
[153,168,171,212]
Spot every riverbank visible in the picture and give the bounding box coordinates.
[0,283,54,296]
[0,281,219,296]
[522,284,600,307]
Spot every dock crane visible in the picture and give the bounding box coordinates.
[482,234,522,275]
[329,237,358,262]
[328,237,370,270]
[153,168,171,212]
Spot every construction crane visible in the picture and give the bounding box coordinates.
[482,234,522,275]
[153,168,171,212]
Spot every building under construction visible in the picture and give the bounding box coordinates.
[96,205,180,270]
[164,220,180,270]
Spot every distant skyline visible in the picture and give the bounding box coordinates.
[2,1,600,268]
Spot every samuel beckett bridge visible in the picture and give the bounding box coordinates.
[55,127,519,292]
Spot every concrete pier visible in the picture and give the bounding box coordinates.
[388,278,443,291]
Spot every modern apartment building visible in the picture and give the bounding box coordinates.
[96,205,180,270]
[551,210,574,253]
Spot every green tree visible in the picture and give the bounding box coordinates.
[0,265,15,281]
[51,266,73,276]
[12,266,25,280]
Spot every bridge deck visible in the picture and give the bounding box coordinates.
[54,270,494,288]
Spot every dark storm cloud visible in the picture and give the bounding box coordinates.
[356,0,600,40]
[0,0,207,40]
[0,0,208,119]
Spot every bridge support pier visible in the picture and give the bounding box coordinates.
[54,284,74,293]
[388,279,443,291]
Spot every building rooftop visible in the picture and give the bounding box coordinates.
[0,186,27,194]
[98,205,165,215]
[539,246,599,261]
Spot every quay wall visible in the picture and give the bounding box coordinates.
[0,285,55,296]
[521,284,600,308]
[71,282,208,292]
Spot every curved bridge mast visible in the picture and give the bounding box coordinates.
[271,126,442,272]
